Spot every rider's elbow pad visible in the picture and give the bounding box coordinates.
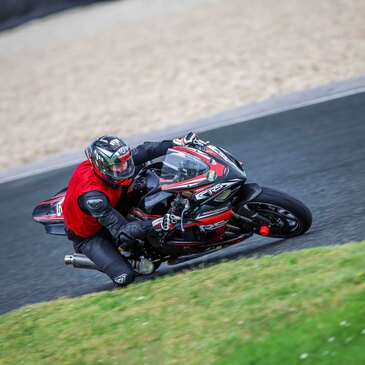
[81,191,111,218]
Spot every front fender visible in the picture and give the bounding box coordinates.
[240,183,262,203]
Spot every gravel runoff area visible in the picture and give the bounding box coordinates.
[0,0,364,170]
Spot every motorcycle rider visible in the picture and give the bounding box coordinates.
[63,133,204,287]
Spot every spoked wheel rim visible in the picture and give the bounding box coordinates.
[245,202,302,237]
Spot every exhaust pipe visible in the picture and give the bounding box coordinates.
[64,253,100,271]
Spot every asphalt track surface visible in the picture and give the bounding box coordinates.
[1,92,365,314]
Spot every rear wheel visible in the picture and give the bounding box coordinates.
[244,187,312,238]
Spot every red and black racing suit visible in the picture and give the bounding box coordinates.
[63,140,173,286]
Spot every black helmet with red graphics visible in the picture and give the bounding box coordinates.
[85,136,135,186]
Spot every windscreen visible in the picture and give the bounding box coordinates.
[160,149,209,184]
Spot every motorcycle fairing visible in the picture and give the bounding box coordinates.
[127,145,249,247]
[183,208,232,231]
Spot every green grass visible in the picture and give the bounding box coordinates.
[1,241,365,365]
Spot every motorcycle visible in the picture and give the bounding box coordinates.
[32,141,312,276]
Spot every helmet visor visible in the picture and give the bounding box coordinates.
[104,157,135,182]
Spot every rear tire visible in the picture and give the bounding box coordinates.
[245,187,312,238]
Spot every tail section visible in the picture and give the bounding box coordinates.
[32,188,67,235]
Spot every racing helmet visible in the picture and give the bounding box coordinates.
[85,136,135,186]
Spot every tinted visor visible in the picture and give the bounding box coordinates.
[104,157,135,182]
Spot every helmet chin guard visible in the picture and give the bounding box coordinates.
[85,136,135,186]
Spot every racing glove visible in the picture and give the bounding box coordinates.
[173,132,208,147]
[118,220,153,250]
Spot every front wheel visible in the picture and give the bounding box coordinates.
[244,187,312,238]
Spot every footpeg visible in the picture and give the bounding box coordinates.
[130,257,155,275]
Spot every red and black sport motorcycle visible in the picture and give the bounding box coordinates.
[33,142,312,275]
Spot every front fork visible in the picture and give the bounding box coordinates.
[234,183,271,235]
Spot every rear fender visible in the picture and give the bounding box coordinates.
[44,223,66,236]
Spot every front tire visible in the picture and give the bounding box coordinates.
[244,187,312,238]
